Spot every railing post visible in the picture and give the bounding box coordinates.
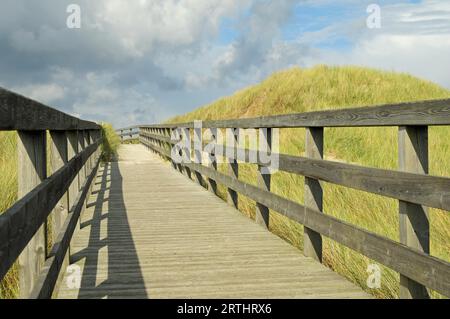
[304,127,323,262]
[193,123,205,186]
[66,130,79,263]
[207,128,218,194]
[255,128,271,229]
[398,126,430,299]
[17,130,47,298]
[227,128,238,208]
[180,128,192,178]
[77,130,86,190]
[49,131,69,244]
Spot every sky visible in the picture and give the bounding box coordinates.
[0,0,449,128]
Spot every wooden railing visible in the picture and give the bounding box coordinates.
[0,87,102,298]
[137,99,450,299]
[116,126,140,142]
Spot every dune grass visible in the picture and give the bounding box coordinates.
[0,123,120,298]
[168,65,450,299]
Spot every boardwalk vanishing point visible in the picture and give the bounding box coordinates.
[57,145,368,298]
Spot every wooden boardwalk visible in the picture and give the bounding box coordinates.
[57,144,368,299]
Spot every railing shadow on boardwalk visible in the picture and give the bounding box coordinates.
[73,162,147,299]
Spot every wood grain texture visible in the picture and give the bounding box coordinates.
[139,98,450,129]
[17,131,47,298]
[30,155,101,299]
[0,87,99,130]
[56,145,369,299]
[255,128,271,229]
[0,140,101,282]
[304,127,323,262]
[50,131,69,242]
[398,126,430,299]
[177,160,450,297]
[142,133,450,211]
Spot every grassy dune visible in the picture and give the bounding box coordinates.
[0,123,120,299]
[168,65,450,298]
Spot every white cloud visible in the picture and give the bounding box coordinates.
[303,0,450,88]
[13,83,66,104]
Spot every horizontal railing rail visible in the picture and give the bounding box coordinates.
[137,98,450,299]
[0,87,102,299]
[141,98,450,129]
[0,88,99,131]
[116,126,140,142]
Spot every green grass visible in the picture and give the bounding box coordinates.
[0,123,120,299]
[0,131,19,299]
[101,123,121,162]
[167,65,450,299]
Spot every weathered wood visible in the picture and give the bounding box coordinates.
[140,98,450,129]
[398,126,430,299]
[207,128,218,194]
[144,132,450,212]
[304,127,323,262]
[67,131,79,208]
[227,128,239,208]
[78,131,86,188]
[30,155,101,299]
[49,131,69,245]
[17,131,47,298]
[57,145,368,299]
[255,128,271,229]
[0,141,100,282]
[193,124,205,187]
[140,131,172,144]
[180,161,450,297]
[0,87,99,131]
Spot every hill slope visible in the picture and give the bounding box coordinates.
[167,65,450,298]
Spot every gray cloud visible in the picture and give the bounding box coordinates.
[0,0,448,129]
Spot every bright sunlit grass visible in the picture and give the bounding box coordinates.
[0,123,121,298]
[167,65,450,299]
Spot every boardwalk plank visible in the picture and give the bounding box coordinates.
[57,145,369,299]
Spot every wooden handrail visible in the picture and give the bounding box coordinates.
[140,98,450,129]
[0,87,100,130]
[0,88,102,299]
[137,99,450,298]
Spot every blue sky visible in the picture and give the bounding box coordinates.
[0,0,449,127]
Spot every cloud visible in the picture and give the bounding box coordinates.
[12,83,66,105]
[301,0,450,88]
[212,0,300,84]
[0,0,449,129]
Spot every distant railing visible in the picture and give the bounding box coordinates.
[116,126,140,142]
[137,99,450,298]
[0,87,102,298]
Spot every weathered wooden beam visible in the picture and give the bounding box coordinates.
[207,128,218,195]
[399,126,430,299]
[0,87,99,131]
[139,99,450,129]
[17,131,47,298]
[226,128,239,209]
[49,131,69,247]
[145,132,450,211]
[67,131,79,209]
[181,161,450,297]
[304,127,323,262]
[255,128,271,229]
[0,140,101,283]
[29,155,101,299]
